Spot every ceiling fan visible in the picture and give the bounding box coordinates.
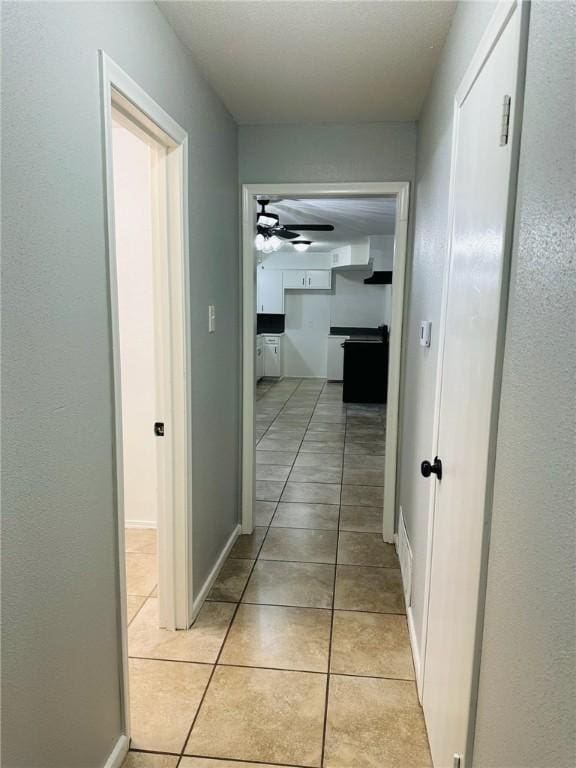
[255,199,334,252]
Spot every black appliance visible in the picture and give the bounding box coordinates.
[342,331,389,404]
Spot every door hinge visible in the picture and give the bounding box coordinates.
[500,95,511,146]
[154,422,165,437]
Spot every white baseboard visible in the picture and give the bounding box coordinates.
[407,605,423,702]
[395,522,423,701]
[190,524,241,622]
[124,520,157,529]
[103,734,129,768]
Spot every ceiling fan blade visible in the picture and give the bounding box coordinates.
[275,228,300,240]
[283,224,334,232]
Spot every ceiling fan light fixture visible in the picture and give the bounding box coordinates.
[254,233,265,251]
[293,240,312,252]
[257,212,279,228]
[269,235,282,251]
[262,238,274,254]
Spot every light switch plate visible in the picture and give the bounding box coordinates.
[208,305,216,333]
[419,320,431,347]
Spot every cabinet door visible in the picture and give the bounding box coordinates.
[256,339,264,379]
[263,341,281,377]
[327,336,347,380]
[257,268,284,313]
[306,270,332,289]
[283,270,307,289]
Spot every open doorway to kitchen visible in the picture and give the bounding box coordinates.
[100,52,193,753]
[242,183,410,543]
[253,195,396,533]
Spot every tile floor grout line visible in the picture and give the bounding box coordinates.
[214,599,406,617]
[128,656,415,683]
[175,388,315,766]
[265,380,326,526]
[175,524,267,763]
[128,747,181,757]
[236,556,399,570]
[183,751,318,768]
[319,379,345,768]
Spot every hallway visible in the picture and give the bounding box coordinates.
[124,378,431,768]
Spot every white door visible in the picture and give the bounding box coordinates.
[422,6,525,767]
[306,270,332,289]
[283,270,307,289]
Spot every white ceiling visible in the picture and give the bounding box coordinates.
[265,197,396,252]
[158,1,457,124]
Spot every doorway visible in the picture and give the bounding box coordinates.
[241,183,410,542]
[100,52,193,748]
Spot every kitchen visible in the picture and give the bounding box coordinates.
[255,197,395,403]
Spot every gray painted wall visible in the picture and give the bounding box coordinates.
[473,3,576,765]
[397,0,497,655]
[239,122,417,184]
[1,3,239,766]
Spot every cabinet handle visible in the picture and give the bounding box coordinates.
[302,277,305,286]
[274,346,277,354]
[308,277,311,286]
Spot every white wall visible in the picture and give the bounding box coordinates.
[112,117,157,528]
[472,3,576,765]
[330,270,390,329]
[369,235,395,270]
[239,122,417,184]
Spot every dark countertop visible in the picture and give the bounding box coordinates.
[330,326,386,337]
[344,336,384,342]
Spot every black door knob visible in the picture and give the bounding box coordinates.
[421,456,442,480]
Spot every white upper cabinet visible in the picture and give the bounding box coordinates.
[306,270,332,289]
[330,241,370,270]
[283,269,332,290]
[283,270,307,289]
[257,267,284,314]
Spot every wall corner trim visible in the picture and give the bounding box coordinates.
[103,735,129,768]
[190,524,241,622]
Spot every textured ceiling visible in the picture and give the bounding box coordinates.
[157,1,457,123]
[265,197,396,251]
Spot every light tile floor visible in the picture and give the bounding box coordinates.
[124,378,432,768]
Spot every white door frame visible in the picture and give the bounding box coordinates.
[100,52,193,738]
[241,182,410,541]
[418,0,528,752]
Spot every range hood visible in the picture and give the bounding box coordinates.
[363,236,394,284]
[364,271,392,284]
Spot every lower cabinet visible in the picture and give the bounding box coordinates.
[256,336,264,380]
[263,335,283,378]
[327,335,348,380]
